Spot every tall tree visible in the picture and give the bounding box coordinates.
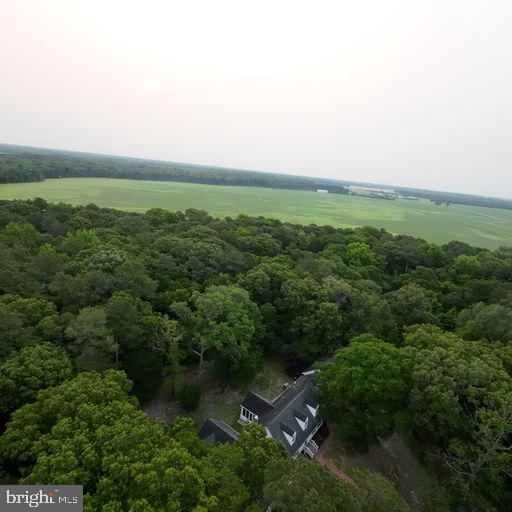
[0,370,136,467]
[457,302,512,343]
[186,286,260,381]
[65,307,118,371]
[316,339,411,445]
[0,343,72,415]
[387,283,438,329]
[263,456,359,512]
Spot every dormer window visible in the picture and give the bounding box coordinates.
[284,431,296,445]
[294,409,308,430]
[280,423,296,445]
[306,402,319,417]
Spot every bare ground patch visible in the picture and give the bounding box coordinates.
[143,358,289,428]
[324,432,449,510]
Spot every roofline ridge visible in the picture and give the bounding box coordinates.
[271,370,315,404]
[209,418,238,432]
[264,385,310,426]
[247,390,274,406]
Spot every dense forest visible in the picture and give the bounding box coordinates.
[0,198,511,511]
[0,149,350,194]
[2,144,512,210]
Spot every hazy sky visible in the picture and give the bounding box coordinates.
[1,1,511,197]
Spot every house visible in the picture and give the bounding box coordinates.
[198,370,323,457]
[316,189,328,193]
[239,370,323,458]
[198,370,323,458]
[198,418,239,444]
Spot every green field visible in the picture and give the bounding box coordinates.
[1,178,511,248]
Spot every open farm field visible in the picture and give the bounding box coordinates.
[1,177,511,248]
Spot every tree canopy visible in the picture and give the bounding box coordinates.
[0,197,511,510]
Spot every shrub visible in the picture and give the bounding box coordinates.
[179,382,201,411]
[162,375,184,401]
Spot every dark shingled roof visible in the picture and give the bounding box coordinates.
[198,418,239,444]
[241,391,274,417]
[256,371,323,455]
[293,408,307,422]
[280,422,295,437]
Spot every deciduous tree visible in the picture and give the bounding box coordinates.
[316,339,411,445]
[0,343,72,415]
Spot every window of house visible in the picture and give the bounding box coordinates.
[283,429,296,445]
[295,415,308,430]
[241,406,255,420]
[306,403,319,417]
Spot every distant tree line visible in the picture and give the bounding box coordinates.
[393,185,512,210]
[0,151,350,194]
[2,144,512,210]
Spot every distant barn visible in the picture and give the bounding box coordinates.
[347,185,396,200]
[316,189,328,193]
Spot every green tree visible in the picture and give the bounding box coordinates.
[454,254,481,277]
[66,306,118,371]
[179,382,201,411]
[106,292,181,401]
[316,340,411,445]
[441,391,512,509]
[237,256,294,305]
[0,306,33,359]
[201,443,252,512]
[387,284,438,329]
[407,334,511,445]
[113,259,157,299]
[235,424,285,498]
[457,302,512,343]
[0,222,40,247]
[0,370,136,466]
[105,291,145,350]
[60,228,99,255]
[291,301,344,360]
[344,241,376,267]
[22,401,215,511]
[0,343,72,415]
[121,346,165,403]
[167,417,206,457]
[0,296,58,359]
[0,295,57,326]
[263,456,359,512]
[423,242,447,268]
[402,323,461,349]
[351,468,411,512]
[188,286,260,381]
[345,288,392,340]
[49,271,109,312]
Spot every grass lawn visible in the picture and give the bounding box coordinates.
[249,358,290,401]
[1,178,511,248]
[143,358,289,428]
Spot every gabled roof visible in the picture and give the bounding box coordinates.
[198,418,239,444]
[241,391,274,417]
[293,408,307,422]
[241,370,323,455]
[280,422,296,437]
